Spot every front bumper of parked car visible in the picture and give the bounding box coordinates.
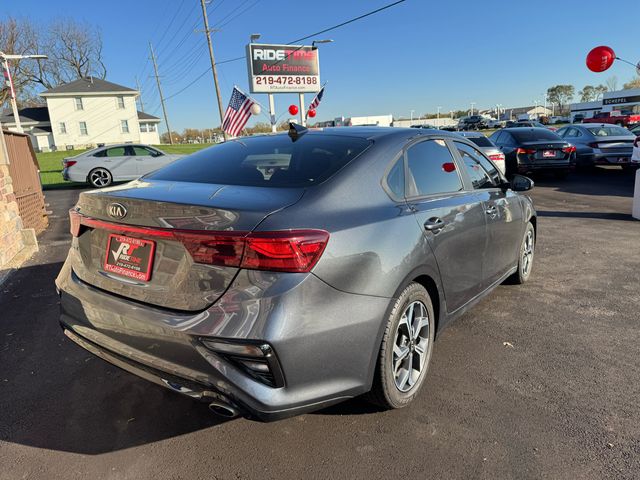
[55,259,390,421]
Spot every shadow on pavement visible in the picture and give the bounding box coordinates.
[531,167,636,198]
[0,261,230,455]
[537,210,635,221]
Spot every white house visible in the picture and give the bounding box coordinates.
[1,77,161,151]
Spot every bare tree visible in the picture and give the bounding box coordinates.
[0,17,106,108]
[605,76,618,92]
[0,18,42,106]
[623,76,640,90]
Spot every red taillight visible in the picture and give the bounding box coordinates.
[562,146,576,154]
[516,148,536,155]
[243,230,329,273]
[68,211,329,273]
[488,153,505,162]
[63,160,77,167]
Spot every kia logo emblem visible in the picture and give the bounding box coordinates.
[107,203,127,219]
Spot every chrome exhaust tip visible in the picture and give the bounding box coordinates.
[208,401,239,418]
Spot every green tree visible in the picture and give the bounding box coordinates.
[579,85,596,102]
[547,85,575,114]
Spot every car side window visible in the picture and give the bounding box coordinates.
[132,146,153,156]
[455,142,497,189]
[491,131,504,145]
[106,147,127,157]
[405,139,463,197]
[385,157,405,199]
[502,132,516,147]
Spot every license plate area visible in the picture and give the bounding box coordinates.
[543,150,556,158]
[104,234,155,281]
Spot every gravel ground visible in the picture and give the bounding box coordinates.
[1,167,639,480]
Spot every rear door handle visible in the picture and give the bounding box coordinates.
[424,217,446,232]
[485,205,497,217]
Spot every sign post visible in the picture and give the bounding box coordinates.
[298,93,306,126]
[268,94,276,132]
[246,43,320,127]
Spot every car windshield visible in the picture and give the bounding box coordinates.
[148,134,372,187]
[585,125,633,137]
[511,129,561,142]
[466,136,493,147]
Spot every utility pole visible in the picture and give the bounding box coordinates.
[149,42,173,144]
[135,76,145,112]
[200,0,228,140]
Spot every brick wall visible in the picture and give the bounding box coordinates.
[0,163,26,266]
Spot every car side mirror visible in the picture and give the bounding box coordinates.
[510,174,534,192]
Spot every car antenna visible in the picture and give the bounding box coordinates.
[288,122,308,142]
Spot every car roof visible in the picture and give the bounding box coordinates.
[274,126,461,142]
[456,131,488,139]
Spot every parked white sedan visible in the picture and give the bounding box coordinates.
[62,144,183,188]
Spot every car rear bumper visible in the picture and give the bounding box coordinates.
[593,152,632,165]
[516,161,572,173]
[55,259,390,420]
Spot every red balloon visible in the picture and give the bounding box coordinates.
[288,104,299,116]
[308,109,316,118]
[586,46,616,72]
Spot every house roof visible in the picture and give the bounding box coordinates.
[137,110,161,121]
[32,126,52,135]
[41,77,137,96]
[0,106,50,125]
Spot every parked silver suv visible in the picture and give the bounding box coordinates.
[57,127,536,420]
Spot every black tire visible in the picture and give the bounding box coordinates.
[88,167,113,188]
[508,221,535,284]
[366,283,435,409]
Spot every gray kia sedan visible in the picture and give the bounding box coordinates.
[56,126,536,420]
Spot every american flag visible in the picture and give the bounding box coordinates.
[308,85,325,113]
[222,87,256,137]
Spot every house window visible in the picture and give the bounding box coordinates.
[117,96,125,109]
[140,123,148,133]
[121,120,130,134]
[75,97,83,110]
[59,122,67,134]
[79,121,88,135]
[149,123,157,132]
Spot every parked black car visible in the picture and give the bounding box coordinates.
[489,127,575,178]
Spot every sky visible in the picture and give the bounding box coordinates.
[4,0,640,132]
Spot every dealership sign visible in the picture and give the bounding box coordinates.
[246,43,320,93]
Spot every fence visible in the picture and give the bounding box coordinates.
[3,130,48,234]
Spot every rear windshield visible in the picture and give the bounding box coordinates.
[148,134,371,187]
[585,125,632,137]
[511,129,561,142]
[467,136,493,147]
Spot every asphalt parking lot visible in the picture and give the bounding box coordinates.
[1,168,639,480]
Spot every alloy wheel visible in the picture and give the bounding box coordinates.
[522,230,534,276]
[393,300,430,393]
[90,169,111,187]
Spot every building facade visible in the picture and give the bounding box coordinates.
[1,78,161,151]
[570,87,640,122]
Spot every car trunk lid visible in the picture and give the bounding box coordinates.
[70,179,305,311]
